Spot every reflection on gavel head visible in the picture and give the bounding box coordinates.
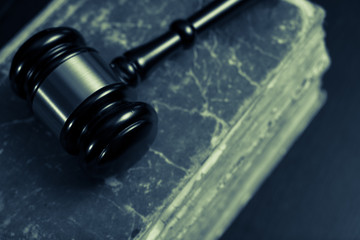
[9,27,158,177]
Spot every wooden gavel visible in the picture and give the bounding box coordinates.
[9,0,258,177]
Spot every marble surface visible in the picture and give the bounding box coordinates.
[0,0,326,239]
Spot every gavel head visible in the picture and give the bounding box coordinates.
[9,27,158,177]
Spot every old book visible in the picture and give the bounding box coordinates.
[0,0,329,239]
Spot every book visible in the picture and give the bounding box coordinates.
[0,0,329,239]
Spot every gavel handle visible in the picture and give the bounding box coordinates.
[110,0,258,86]
[189,0,256,33]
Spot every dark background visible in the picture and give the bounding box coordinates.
[0,1,359,239]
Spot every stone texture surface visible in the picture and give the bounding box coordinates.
[0,0,322,239]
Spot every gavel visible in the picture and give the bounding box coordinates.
[9,0,258,177]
